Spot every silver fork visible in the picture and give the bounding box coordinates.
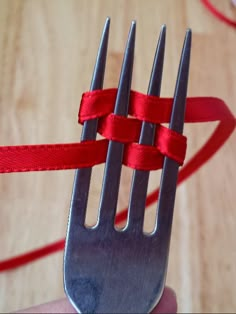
[64,18,191,313]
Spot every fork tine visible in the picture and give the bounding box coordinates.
[98,21,136,228]
[69,18,110,227]
[89,17,110,92]
[127,25,166,233]
[155,29,191,238]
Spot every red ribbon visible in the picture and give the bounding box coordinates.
[201,0,236,29]
[0,89,235,272]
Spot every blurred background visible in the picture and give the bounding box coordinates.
[0,0,235,312]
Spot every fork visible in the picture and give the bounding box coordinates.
[64,18,191,313]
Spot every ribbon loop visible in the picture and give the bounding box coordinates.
[0,89,235,271]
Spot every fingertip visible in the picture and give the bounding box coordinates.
[17,287,177,314]
[151,287,177,314]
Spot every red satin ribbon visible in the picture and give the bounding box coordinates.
[201,0,236,28]
[0,89,235,272]
[0,89,188,173]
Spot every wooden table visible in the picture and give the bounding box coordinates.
[0,0,235,312]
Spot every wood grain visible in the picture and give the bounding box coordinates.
[0,0,235,312]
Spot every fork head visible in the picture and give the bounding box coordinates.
[64,18,191,313]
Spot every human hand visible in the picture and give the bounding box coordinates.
[17,286,177,313]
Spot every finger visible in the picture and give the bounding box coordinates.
[151,287,177,314]
[17,286,177,313]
